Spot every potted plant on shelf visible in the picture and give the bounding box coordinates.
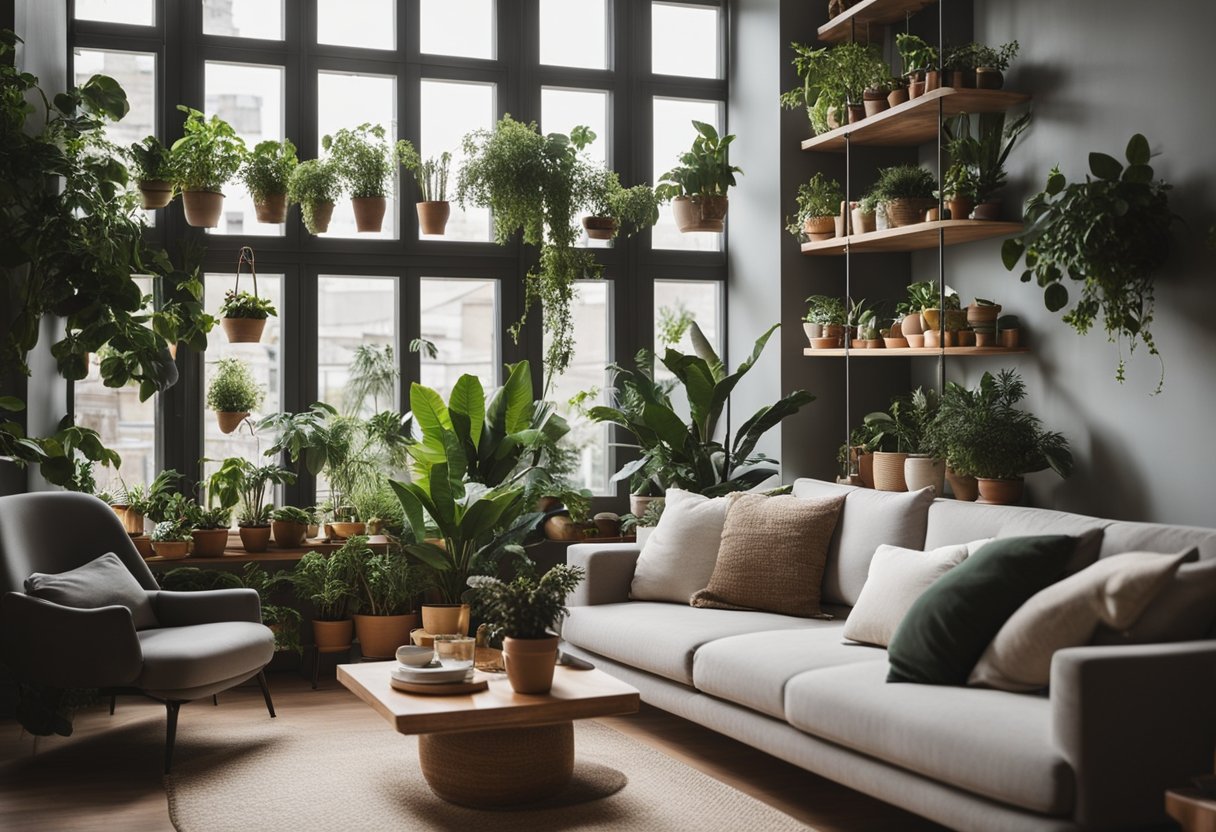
[208,457,296,552]
[898,388,947,494]
[271,505,311,548]
[941,161,979,221]
[804,295,846,347]
[997,314,1021,349]
[655,120,742,233]
[944,111,1031,221]
[972,40,1020,90]
[830,42,888,124]
[219,246,276,344]
[541,486,596,541]
[967,297,1002,347]
[206,357,263,434]
[846,298,882,349]
[322,123,414,233]
[934,369,1072,505]
[779,42,887,133]
[128,135,175,209]
[240,138,297,224]
[169,106,246,228]
[583,171,661,241]
[150,518,192,560]
[467,563,585,694]
[349,537,419,659]
[787,172,844,242]
[287,158,341,234]
[185,502,232,558]
[1002,133,1173,392]
[292,541,360,654]
[402,148,452,235]
[896,33,939,98]
[850,192,879,235]
[943,43,977,89]
[872,164,936,228]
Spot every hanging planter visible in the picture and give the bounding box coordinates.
[656,121,741,235]
[241,138,297,225]
[170,107,245,228]
[418,201,451,235]
[582,216,618,240]
[288,159,341,235]
[324,124,414,235]
[403,150,453,236]
[351,196,387,232]
[219,247,277,344]
[137,180,174,210]
[129,136,176,209]
[207,357,263,435]
[181,190,225,227]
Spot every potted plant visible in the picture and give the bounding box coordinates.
[787,172,844,242]
[896,33,938,97]
[934,369,1072,505]
[1002,133,1173,392]
[780,42,887,133]
[292,541,360,653]
[349,537,419,659]
[240,138,298,224]
[972,40,1020,89]
[967,297,1002,346]
[804,294,846,347]
[169,106,246,227]
[872,164,936,228]
[206,357,263,434]
[128,135,175,209]
[893,388,946,494]
[829,42,888,123]
[997,314,1021,349]
[943,43,977,89]
[218,247,276,344]
[208,457,296,553]
[944,111,1031,220]
[400,147,452,235]
[240,563,302,654]
[185,502,232,557]
[850,192,879,235]
[655,120,742,233]
[322,123,414,233]
[271,505,311,548]
[541,486,595,541]
[466,563,585,694]
[941,161,979,221]
[287,158,341,234]
[583,171,661,240]
[150,518,192,560]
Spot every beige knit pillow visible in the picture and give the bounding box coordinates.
[690,493,845,617]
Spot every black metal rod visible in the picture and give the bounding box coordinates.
[164,701,181,775]
[257,670,277,718]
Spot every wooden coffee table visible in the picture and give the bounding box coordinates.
[337,661,639,808]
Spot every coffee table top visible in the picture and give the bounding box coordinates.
[337,661,639,735]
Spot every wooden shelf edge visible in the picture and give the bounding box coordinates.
[817,0,938,43]
[802,347,1030,357]
[800,219,1023,255]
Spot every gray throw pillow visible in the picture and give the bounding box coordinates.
[1093,552,1216,644]
[25,552,158,630]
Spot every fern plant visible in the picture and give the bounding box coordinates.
[467,563,585,641]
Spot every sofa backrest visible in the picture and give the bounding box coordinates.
[1099,521,1216,561]
[924,499,1109,550]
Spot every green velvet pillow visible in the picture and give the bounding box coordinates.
[887,535,1078,685]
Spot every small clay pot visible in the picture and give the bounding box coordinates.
[972,201,1002,221]
[328,521,367,540]
[313,619,355,653]
[182,190,224,227]
[254,193,288,224]
[924,69,942,92]
[138,179,174,210]
[999,329,1021,348]
[582,216,618,240]
[239,525,272,553]
[977,477,1024,505]
[220,316,267,344]
[883,336,909,349]
[809,336,841,350]
[967,303,1002,328]
[672,195,728,233]
[976,67,1004,90]
[351,196,387,232]
[594,513,621,538]
[190,528,229,557]
[503,636,560,694]
[803,216,836,241]
[887,87,909,107]
[975,331,996,347]
[421,604,469,637]
[152,540,191,560]
[271,520,308,548]
[856,452,875,489]
[946,468,979,501]
[354,613,418,659]
[862,94,888,118]
[846,103,866,124]
[215,411,249,434]
[132,535,154,558]
[906,333,925,348]
[417,200,451,235]
[923,329,941,348]
[947,197,975,221]
[900,314,924,337]
[803,322,822,343]
[850,208,876,235]
[908,78,925,99]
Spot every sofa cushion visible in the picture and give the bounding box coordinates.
[136,621,274,693]
[843,542,970,647]
[561,602,829,686]
[970,550,1189,691]
[924,499,1108,561]
[792,479,934,606]
[784,661,1074,816]
[887,536,1078,685]
[693,626,885,718]
[691,493,843,617]
[630,489,729,604]
[25,552,158,630]
[1093,555,1216,644]
[1099,521,1216,561]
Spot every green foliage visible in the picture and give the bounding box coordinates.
[904,281,959,312]
[780,41,888,133]
[271,505,311,524]
[1002,133,1173,391]
[128,134,172,181]
[240,138,298,201]
[158,567,244,592]
[0,397,46,468]
[351,541,417,617]
[467,563,585,641]
[206,457,295,526]
[34,418,122,491]
[184,501,231,530]
[150,518,190,543]
[941,162,979,202]
[588,322,814,496]
[286,158,342,232]
[896,33,938,74]
[655,121,742,201]
[872,164,936,201]
[786,172,844,238]
[606,183,661,235]
[118,469,183,517]
[219,289,276,320]
[803,294,846,326]
[403,150,451,202]
[864,387,942,455]
[241,563,301,654]
[943,111,1030,203]
[291,542,360,620]
[206,357,264,413]
[344,344,398,415]
[656,302,695,347]
[170,106,245,192]
[322,123,413,199]
[971,40,1019,72]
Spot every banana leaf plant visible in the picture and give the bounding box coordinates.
[588,322,815,497]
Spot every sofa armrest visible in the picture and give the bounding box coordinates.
[1051,640,1216,828]
[152,588,262,626]
[566,543,641,606]
[0,593,143,688]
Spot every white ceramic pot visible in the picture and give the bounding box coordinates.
[904,455,946,496]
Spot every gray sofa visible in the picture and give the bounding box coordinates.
[561,479,1216,832]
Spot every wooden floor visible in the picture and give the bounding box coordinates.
[0,670,945,832]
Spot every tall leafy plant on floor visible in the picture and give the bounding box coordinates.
[1002,134,1175,392]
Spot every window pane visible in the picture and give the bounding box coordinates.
[206,62,285,237]
[419,278,499,400]
[202,275,283,491]
[203,0,284,40]
[317,0,395,50]
[420,79,493,242]
[654,278,722,367]
[75,0,154,26]
[653,97,722,251]
[74,277,157,495]
[420,0,495,60]
[652,3,720,78]
[539,0,607,70]
[545,281,611,495]
[317,276,399,416]
[318,71,398,239]
[542,87,610,249]
[73,49,155,149]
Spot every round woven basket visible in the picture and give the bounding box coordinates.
[884,198,935,228]
[872,452,909,492]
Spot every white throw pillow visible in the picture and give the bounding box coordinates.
[630,489,729,604]
[843,542,975,647]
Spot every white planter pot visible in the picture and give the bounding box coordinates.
[904,455,946,496]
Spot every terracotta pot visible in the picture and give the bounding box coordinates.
[803,215,836,241]
[850,338,866,350]
[254,193,288,224]
[967,303,1002,327]
[975,331,996,347]
[809,336,841,349]
[215,411,249,434]
[887,87,909,107]
[503,635,560,694]
[132,535,153,558]
[943,330,958,347]
[864,339,882,349]
[950,69,976,88]
[846,103,866,124]
[190,528,229,557]
[304,200,334,233]
[354,613,418,659]
[152,540,190,560]
[872,452,909,492]
[908,78,925,99]
[946,197,975,221]
[924,69,942,92]
[351,196,387,232]
[976,67,1004,90]
[972,201,1002,221]
[923,329,940,348]
[417,200,451,235]
[906,333,925,348]
[272,520,308,548]
[313,619,354,653]
[850,208,876,235]
[672,195,728,233]
[544,515,593,541]
[220,316,267,344]
[113,505,146,536]
[137,179,174,210]
[239,525,272,552]
[862,89,888,117]
[957,330,975,347]
[421,604,470,637]
[328,521,366,540]
[883,336,909,349]
[900,314,924,337]
[885,198,935,227]
[977,477,1024,505]
[182,190,224,227]
[629,494,664,518]
[594,515,621,538]
[946,468,979,501]
[904,455,946,495]
[582,216,618,240]
[999,329,1021,348]
[803,322,822,342]
[856,452,875,489]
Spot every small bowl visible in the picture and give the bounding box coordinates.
[396,645,435,667]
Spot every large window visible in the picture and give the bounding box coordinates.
[652,97,723,252]
[317,276,399,415]
[419,278,499,399]
[318,71,398,239]
[73,48,155,149]
[420,80,494,242]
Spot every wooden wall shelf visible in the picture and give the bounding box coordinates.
[144,534,391,566]
[818,0,938,43]
[800,219,1022,255]
[801,88,1032,152]
[803,346,1029,358]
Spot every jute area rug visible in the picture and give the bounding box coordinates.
[165,715,814,831]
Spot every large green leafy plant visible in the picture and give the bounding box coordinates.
[1002,134,1174,391]
[780,42,888,134]
[292,540,360,620]
[170,106,245,192]
[207,457,296,527]
[786,172,844,238]
[943,111,1030,204]
[240,138,298,202]
[655,121,742,201]
[286,158,341,233]
[863,387,942,456]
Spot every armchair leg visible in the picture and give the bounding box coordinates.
[256,671,276,718]
[164,701,182,775]
[212,694,219,706]
[109,695,116,715]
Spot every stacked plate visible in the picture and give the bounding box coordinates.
[390,661,474,685]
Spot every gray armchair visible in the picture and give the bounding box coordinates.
[0,492,276,772]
